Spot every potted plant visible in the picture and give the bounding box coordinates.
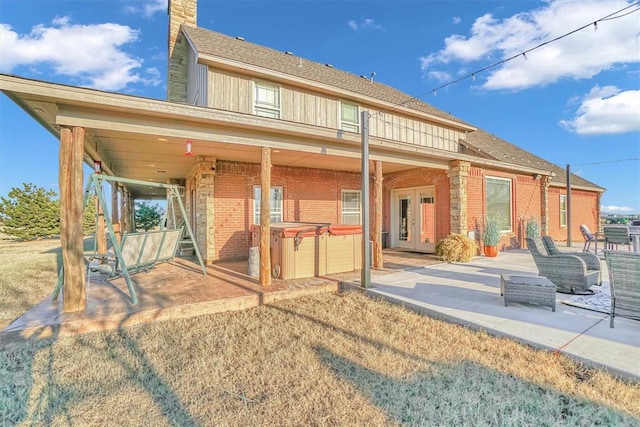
[526,216,540,239]
[482,214,502,257]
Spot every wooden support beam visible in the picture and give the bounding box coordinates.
[111,183,121,243]
[59,127,86,312]
[373,160,384,268]
[96,194,107,257]
[260,147,272,286]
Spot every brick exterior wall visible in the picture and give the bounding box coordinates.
[382,168,449,241]
[185,157,216,263]
[196,159,600,261]
[213,161,372,261]
[467,167,545,250]
[547,186,600,242]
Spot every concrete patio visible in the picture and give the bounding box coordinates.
[343,248,640,382]
[1,246,638,382]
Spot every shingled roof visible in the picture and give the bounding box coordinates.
[182,25,468,124]
[182,25,603,192]
[465,129,604,190]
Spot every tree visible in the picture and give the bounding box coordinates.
[0,183,98,240]
[83,195,97,234]
[135,201,164,231]
[0,183,60,239]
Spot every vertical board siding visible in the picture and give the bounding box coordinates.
[206,66,461,152]
[186,45,208,107]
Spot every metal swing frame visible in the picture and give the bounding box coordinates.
[53,173,207,305]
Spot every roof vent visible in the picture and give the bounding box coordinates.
[325,64,334,68]
[236,36,245,41]
[285,51,293,55]
[156,170,168,174]
[360,75,367,79]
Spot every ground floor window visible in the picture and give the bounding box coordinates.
[560,195,567,227]
[253,186,283,224]
[485,177,512,231]
[341,190,361,224]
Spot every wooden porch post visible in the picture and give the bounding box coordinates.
[59,127,86,312]
[96,193,107,256]
[120,188,128,233]
[260,147,272,286]
[111,183,121,243]
[373,160,384,268]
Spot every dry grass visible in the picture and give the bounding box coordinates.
[0,239,61,330]
[1,240,640,426]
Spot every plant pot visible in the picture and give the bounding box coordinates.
[484,245,499,257]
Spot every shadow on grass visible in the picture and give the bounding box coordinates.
[269,304,638,425]
[0,326,62,425]
[0,296,199,425]
[1,246,200,425]
[314,345,634,425]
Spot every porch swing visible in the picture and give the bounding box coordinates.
[53,173,207,305]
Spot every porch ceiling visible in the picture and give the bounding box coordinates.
[3,74,563,200]
[1,77,420,198]
[89,126,417,196]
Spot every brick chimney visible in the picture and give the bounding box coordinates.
[167,0,197,102]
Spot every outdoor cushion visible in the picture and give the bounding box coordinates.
[526,237,598,294]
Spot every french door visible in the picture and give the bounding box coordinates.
[392,187,436,253]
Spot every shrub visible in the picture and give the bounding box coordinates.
[482,214,502,246]
[435,234,478,262]
[526,216,540,239]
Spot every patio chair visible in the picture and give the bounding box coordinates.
[542,235,602,277]
[579,224,598,253]
[525,237,599,294]
[604,250,640,328]
[603,226,632,251]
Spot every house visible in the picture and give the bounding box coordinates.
[0,0,603,311]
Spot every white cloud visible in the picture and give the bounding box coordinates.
[427,70,452,83]
[0,19,161,91]
[453,17,462,25]
[144,0,168,17]
[421,0,640,91]
[601,205,635,213]
[560,86,640,134]
[124,0,167,17]
[347,18,383,31]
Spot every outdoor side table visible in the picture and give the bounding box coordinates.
[500,274,557,312]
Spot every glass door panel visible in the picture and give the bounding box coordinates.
[392,187,435,253]
[418,192,435,252]
[398,196,411,242]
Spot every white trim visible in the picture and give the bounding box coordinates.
[341,189,362,225]
[340,101,360,133]
[485,176,513,232]
[252,81,281,119]
[253,185,283,225]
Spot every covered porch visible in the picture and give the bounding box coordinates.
[0,74,552,315]
[2,247,638,382]
[1,249,441,341]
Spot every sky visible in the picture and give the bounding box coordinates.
[1,0,639,214]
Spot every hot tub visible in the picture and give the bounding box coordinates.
[250,222,363,279]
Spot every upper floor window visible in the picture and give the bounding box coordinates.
[254,82,280,118]
[485,176,512,232]
[253,186,283,224]
[340,102,360,133]
[341,190,361,225]
[560,195,567,227]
